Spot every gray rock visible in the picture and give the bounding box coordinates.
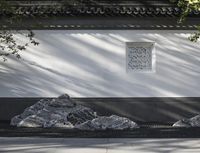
[75,115,139,130]
[48,98,75,108]
[10,94,138,130]
[10,94,97,128]
[10,115,22,126]
[58,93,70,99]
[67,105,97,125]
[173,118,191,127]
[17,115,45,128]
[173,115,200,127]
[190,115,200,127]
[20,108,37,119]
[51,120,74,128]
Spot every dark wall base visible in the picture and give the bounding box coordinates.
[1,127,200,138]
[0,97,200,122]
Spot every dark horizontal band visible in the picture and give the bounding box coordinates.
[1,97,200,122]
[1,0,200,18]
[0,1,199,29]
[0,17,199,30]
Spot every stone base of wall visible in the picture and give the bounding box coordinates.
[0,97,200,122]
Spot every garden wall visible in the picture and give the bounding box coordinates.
[0,30,199,97]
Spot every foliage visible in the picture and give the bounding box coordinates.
[0,0,39,62]
[172,0,200,42]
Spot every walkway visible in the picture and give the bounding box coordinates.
[1,137,200,153]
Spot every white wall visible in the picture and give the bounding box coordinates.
[0,30,200,97]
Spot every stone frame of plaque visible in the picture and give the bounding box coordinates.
[126,42,156,73]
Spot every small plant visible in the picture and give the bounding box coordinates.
[171,0,200,42]
[0,0,39,62]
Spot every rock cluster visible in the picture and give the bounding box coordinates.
[173,115,200,127]
[75,115,139,130]
[11,94,138,130]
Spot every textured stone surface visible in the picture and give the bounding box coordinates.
[10,115,22,126]
[173,119,191,127]
[173,115,200,127]
[10,94,138,130]
[10,94,97,128]
[75,115,139,130]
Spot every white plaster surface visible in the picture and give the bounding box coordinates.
[1,137,200,153]
[0,30,200,97]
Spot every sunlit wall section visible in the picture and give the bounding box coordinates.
[0,30,200,97]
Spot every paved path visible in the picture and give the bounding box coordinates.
[1,137,200,153]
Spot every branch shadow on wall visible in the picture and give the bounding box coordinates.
[0,30,200,122]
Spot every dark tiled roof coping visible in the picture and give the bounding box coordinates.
[0,0,199,17]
